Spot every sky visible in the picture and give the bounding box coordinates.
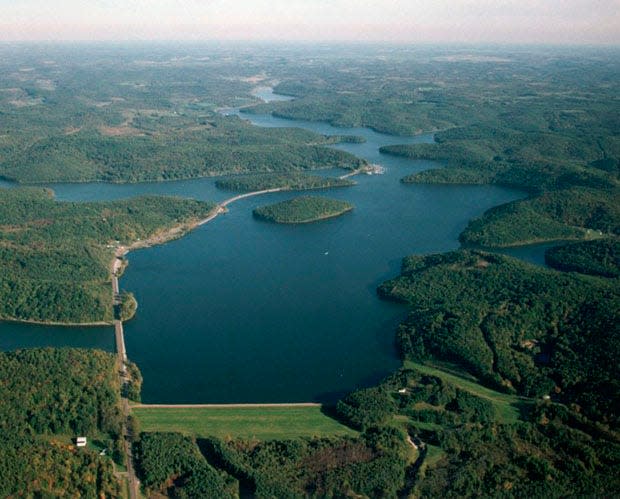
[1,0,619,44]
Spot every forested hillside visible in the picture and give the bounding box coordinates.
[0,188,214,323]
[0,348,123,496]
[379,250,620,425]
[337,367,620,497]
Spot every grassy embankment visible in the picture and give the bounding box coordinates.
[132,405,356,440]
[403,361,525,423]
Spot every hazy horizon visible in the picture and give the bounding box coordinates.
[1,0,619,45]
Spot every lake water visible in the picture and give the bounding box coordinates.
[0,89,527,403]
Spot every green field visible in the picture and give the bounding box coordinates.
[404,361,528,423]
[132,405,357,440]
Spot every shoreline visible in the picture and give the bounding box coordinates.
[0,185,331,328]
[114,187,285,259]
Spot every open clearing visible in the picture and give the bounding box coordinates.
[132,404,357,440]
[404,361,530,423]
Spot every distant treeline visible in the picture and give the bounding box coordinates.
[0,117,364,184]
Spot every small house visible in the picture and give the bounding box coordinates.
[76,437,87,447]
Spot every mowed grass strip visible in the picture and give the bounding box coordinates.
[404,361,530,423]
[132,405,357,440]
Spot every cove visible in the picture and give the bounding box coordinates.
[0,90,526,403]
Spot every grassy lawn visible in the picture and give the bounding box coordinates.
[132,405,357,440]
[404,361,530,423]
[419,444,446,477]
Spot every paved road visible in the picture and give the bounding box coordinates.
[122,396,141,499]
[194,188,284,228]
[219,187,283,207]
[110,268,139,497]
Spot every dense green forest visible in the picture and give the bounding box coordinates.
[378,250,620,425]
[132,427,409,498]
[0,125,364,183]
[215,172,354,192]
[458,188,619,247]
[0,348,123,496]
[135,432,237,497]
[545,239,620,278]
[253,195,353,224]
[200,427,409,497]
[0,187,214,323]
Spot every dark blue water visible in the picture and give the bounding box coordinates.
[0,89,526,402]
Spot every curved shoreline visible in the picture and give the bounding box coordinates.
[0,188,286,328]
[114,187,285,261]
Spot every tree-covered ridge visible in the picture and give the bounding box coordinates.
[243,79,460,136]
[545,239,620,278]
[378,250,620,425]
[135,432,237,498]
[458,188,619,247]
[253,195,353,224]
[388,123,618,192]
[0,348,124,496]
[215,172,354,192]
[390,132,619,247]
[0,122,364,183]
[0,187,215,323]
[200,427,409,498]
[337,368,501,431]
